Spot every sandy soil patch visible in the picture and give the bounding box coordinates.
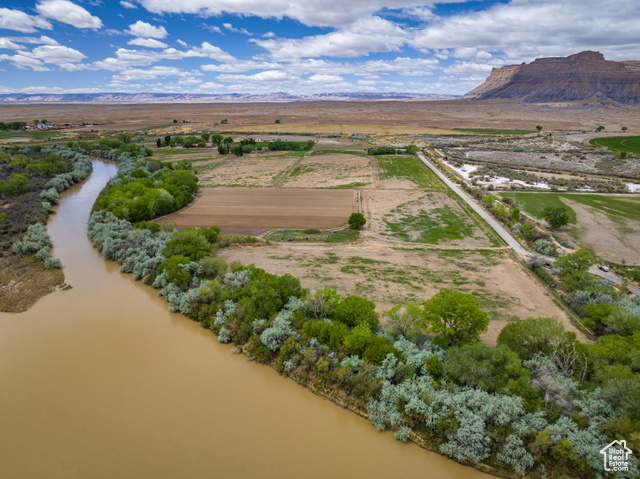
[561,198,640,263]
[218,241,583,344]
[363,190,494,247]
[156,188,354,235]
[3,101,640,134]
[282,154,373,188]
[199,155,298,187]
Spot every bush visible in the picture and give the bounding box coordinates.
[348,212,366,230]
[334,295,379,328]
[367,146,396,155]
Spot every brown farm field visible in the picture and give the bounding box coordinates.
[156,188,355,235]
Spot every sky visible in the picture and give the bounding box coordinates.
[0,0,638,96]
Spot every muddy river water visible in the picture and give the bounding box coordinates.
[0,160,489,479]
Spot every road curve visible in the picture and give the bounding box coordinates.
[416,152,639,296]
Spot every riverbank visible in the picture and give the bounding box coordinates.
[0,254,66,312]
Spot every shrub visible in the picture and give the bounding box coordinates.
[334,295,379,328]
[348,212,366,230]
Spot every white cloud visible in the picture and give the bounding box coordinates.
[0,38,22,50]
[127,38,169,48]
[307,74,343,83]
[202,24,223,34]
[126,20,168,38]
[409,0,640,62]
[176,39,188,47]
[112,65,187,81]
[0,44,86,71]
[0,8,52,33]
[0,53,50,71]
[223,23,252,36]
[120,1,137,8]
[252,16,406,60]
[36,0,103,29]
[137,0,436,28]
[92,42,234,70]
[30,45,86,64]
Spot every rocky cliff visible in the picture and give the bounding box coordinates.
[466,51,640,104]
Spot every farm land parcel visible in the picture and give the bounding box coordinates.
[149,139,578,342]
[502,192,640,263]
[156,188,355,235]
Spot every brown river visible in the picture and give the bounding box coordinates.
[0,160,490,479]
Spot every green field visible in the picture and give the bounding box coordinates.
[589,136,640,154]
[383,204,477,244]
[0,130,67,141]
[452,128,536,135]
[376,155,443,188]
[501,192,640,224]
[150,148,212,155]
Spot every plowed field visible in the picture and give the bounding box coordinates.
[156,188,355,235]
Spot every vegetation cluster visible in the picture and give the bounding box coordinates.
[86,155,639,479]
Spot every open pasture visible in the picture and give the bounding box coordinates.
[218,243,583,344]
[365,190,494,247]
[198,155,299,187]
[282,153,374,188]
[502,192,640,263]
[376,155,444,189]
[155,188,354,235]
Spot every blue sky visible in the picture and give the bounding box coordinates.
[0,0,638,95]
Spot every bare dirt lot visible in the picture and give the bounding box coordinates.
[364,190,494,247]
[3,100,640,133]
[561,198,640,264]
[282,153,374,188]
[198,154,299,187]
[218,241,586,344]
[156,188,355,235]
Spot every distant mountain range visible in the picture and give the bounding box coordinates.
[0,91,456,103]
[466,51,640,104]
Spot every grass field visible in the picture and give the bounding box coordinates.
[384,204,477,244]
[589,136,640,154]
[267,228,360,243]
[452,128,536,135]
[377,155,443,188]
[501,192,640,223]
[0,130,67,141]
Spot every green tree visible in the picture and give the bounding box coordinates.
[117,133,131,144]
[344,322,373,355]
[232,145,244,156]
[621,126,628,132]
[383,301,425,339]
[542,206,570,228]
[445,342,529,393]
[199,256,227,279]
[157,255,192,289]
[334,295,379,328]
[164,134,171,146]
[596,125,605,132]
[554,249,596,274]
[522,220,533,238]
[156,138,162,148]
[497,317,574,360]
[201,133,211,143]
[348,212,366,230]
[536,125,542,131]
[163,229,213,260]
[422,289,489,346]
[210,134,223,146]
